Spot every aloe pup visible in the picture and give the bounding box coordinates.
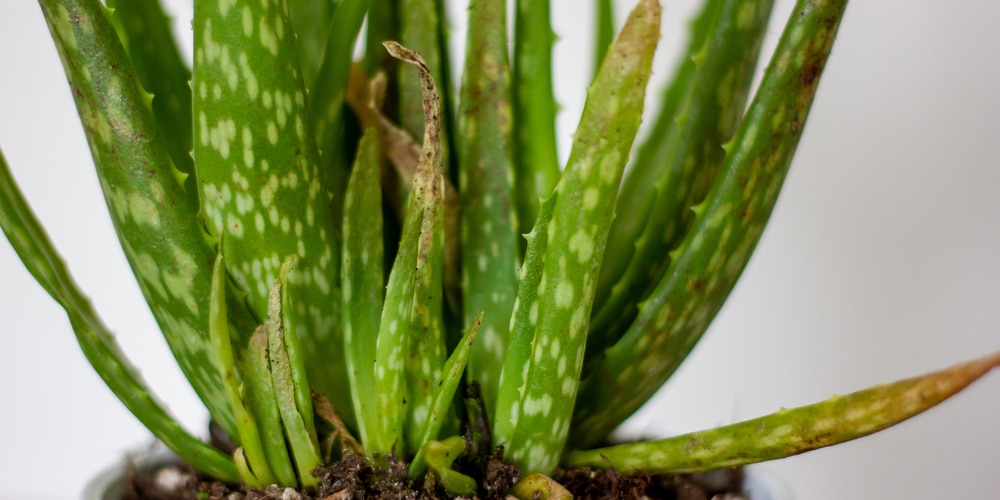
[6,3,1000,500]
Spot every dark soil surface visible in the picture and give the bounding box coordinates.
[125,452,745,500]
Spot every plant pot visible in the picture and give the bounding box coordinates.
[81,451,179,500]
[82,451,791,500]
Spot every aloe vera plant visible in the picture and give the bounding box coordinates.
[2,0,998,497]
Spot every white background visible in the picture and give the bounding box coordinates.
[2,1,998,498]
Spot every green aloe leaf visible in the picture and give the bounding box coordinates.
[372,41,449,458]
[342,128,385,454]
[192,0,350,424]
[458,0,519,417]
[105,0,195,197]
[372,161,420,458]
[310,0,370,228]
[594,0,615,76]
[408,313,483,479]
[365,0,399,75]
[571,0,849,446]
[383,42,453,454]
[209,253,275,487]
[423,436,478,496]
[511,0,560,240]
[0,150,238,482]
[39,0,257,437]
[311,0,369,145]
[287,0,337,90]
[399,0,456,181]
[245,321,298,486]
[565,352,1000,472]
[344,69,464,311]
[492,0,661,474]
[492,192,556,462]
[587,0,774,371]
[270,269,322,487]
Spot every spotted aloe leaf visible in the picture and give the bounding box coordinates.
[38,0,258,437]
[106,0,195,197]
[457,0,519,416]
[492,0,661,474]
[587,0,774,370]
[408,313,483,479]
[0,151,239,483]
[345,68,464,310]
[492,192,556,462]
[235,269,324,488]
[511,0,560,240]
[566,352,1000,472]
[192,0,350,423]
[342,128,385,454]
[383,42,454,454]
[372,159,421,457]
[370,42,449,458]
[571,0,849,446]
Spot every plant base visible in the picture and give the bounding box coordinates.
[83,449,789,500]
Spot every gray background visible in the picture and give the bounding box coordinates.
[1,1,998,498]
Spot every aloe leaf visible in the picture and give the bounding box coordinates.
[423,436,478,496]
[342,128,385,454]
[511,0,560,240]
[277,261,319,448]
[399,0,455,179]
[372,166,420,458]
[566,352,1000,472]
[589,0,727,348]
[268,272,322,487]
[287,0,337,90]
[382,42,453,454]
[493,0,661,474]
[344,69,464,310]
[458,0,519,417]
[310,0,370,227]
[245,322,298,486]
[587,0,774,371]
[572,0,849,446]
[492,192,556,459]
[594,0,615,76]
[0,151,238,483]
[232,448,265,489]
[409,313,483,479]
[39,0,257,436]
[105,0,195,196]
[209,253,276,486]
[365,0,399,75]
[192,0,350,424]
[370,42,445,458]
